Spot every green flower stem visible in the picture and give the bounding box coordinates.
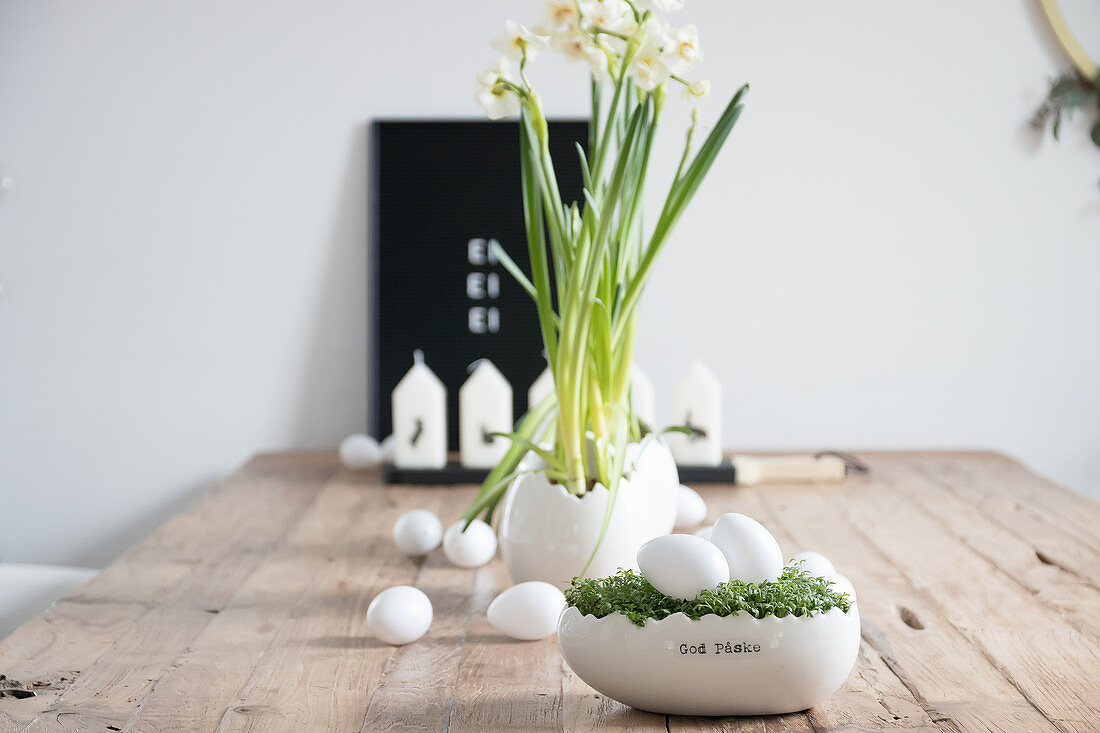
[589,77,601,156]
[518,112,559,367]
[588,38,641,189]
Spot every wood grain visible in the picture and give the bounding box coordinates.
[0,451,1096,732]
[0,454,334,731]
[744,468,1061,732]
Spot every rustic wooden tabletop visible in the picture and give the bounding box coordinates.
[1,451,1098,732]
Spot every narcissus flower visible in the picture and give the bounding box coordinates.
[630,39,671,91]
[475,58,521,120]
[682,79,710,100]
[549,28,592,62]
[637,0,685,11]
[491,20,551,62]
[584,43,615,82]
[579,0,633,34]
[667,24,702,74]
[544,0,580,31]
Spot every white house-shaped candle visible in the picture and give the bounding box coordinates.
[460,359,513,468]
[629,365,656,429]
[527,366,554,409]
[667,361,723,466]
[392,351,447,469]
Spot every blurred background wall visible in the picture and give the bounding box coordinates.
[1,0,1097,567]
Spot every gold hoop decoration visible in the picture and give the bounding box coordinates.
[1038,0,1100,82]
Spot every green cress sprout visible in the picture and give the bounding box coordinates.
[565,566,853,628]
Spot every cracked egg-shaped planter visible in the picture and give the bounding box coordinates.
[557,604,860,716]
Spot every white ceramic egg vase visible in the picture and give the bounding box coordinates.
[624,435,679,537]
[497,435,679,589]
[558,603,861,716]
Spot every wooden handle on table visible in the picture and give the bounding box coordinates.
[731,454,848,487]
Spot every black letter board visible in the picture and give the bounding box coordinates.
[369,120,588,450]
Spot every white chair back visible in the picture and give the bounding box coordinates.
[0,563,98,639]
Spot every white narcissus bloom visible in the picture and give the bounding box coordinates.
[681,79,710,100]
[637,0,685,11]
[579,0,633,34]
[550,28,594,63]
[584,43,614,81]
[541,20,610,79]
[544,0,580,31]
[475,58,521,120]
[491,20,551,62]
[666,23,702,74]
[642,13,674,49]
[629,39,671,91]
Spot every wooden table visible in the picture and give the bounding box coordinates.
[1,452,1098,732]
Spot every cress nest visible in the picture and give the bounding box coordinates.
[565,565,852,627]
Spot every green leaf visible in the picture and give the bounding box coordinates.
[460,469,519,529]
[1049,77,1100,108]
[576,142,592,191]
[463,393,559,527]
[613,85,749,345]
[518,109,560,367]
[588,43,640,185]
[580,403,630,578]
[589,75,602,155]
[488,239,536,300]
[488,432,560,469]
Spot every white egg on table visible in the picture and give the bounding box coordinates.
[379,434,396,461]
[825,573,857,601]
[487,581,566,640]
[443,519,497,568]
[393,509,443,557]
[637,534,729,600]
[339,434,382,470]
[790,550,836,577]
[710,513,784,584]
[366,585,433,645]
[694,525,713,541]
[673,484,707,529]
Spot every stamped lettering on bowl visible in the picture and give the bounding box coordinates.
[677,641,763,655]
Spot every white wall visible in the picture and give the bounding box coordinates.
[1,0,1097,567]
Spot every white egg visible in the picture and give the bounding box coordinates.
[339,434,382,470]
[443,519,497,568]
[825,573,857,602]
[379,434,396,461]
[673,484,707,529]
[710,513,784,584]
[790,550,836,577]
[393,509,443,557]
[487,581,566,640]
[693,525,713,541]
[637,534,729,600]
[366,585,433,645]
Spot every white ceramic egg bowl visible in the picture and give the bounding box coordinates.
[558,603,860,716]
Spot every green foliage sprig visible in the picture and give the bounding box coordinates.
[1031,70,1100,149]
[565,566,852,627]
